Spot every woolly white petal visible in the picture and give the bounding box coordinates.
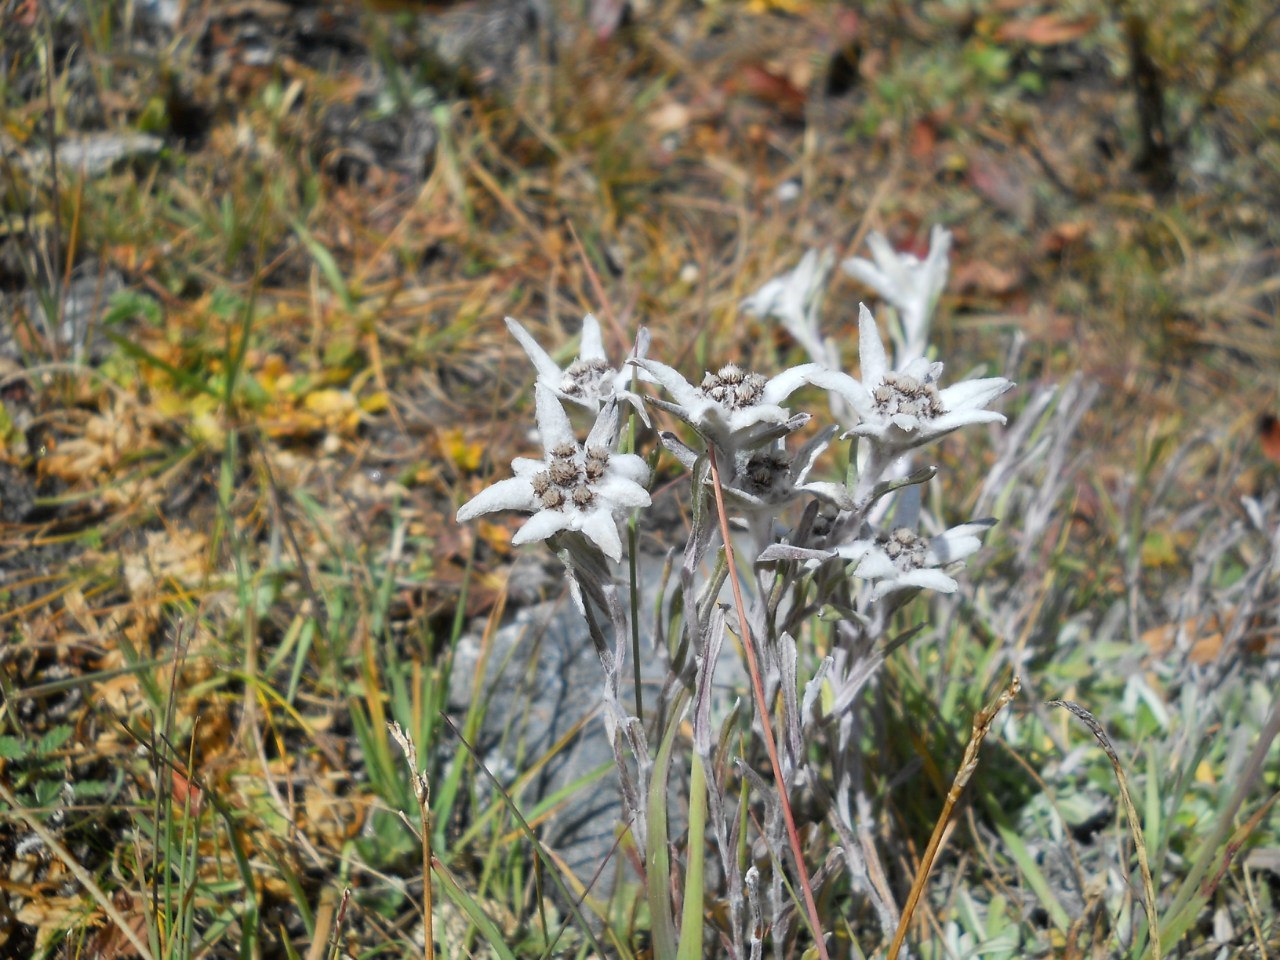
[810,369,874,416]
[725,402,792,434]
[594,475,651,510]
[921,225,952,301]
[505,317,564,383]
[873,568,957,598]
[852,549,897,580]
[900,357,938,382]
[841,256,891,301]
[512,508,573,546]
[579,314,606,361]
[456,476,537,522]
[848,421,893,442]
[939,377,1013,411]
[923,535,983,566]
[631,358,701,408]
[928,409,1007,435]
[741,274,791,319]
[857,305,888,384]
[511,457,546,477]
[761,363,823,405]
[833,539,876,563]
[923,521,995,565]
[867,231,907,283]
[577,508,624,562]
[605,452,651,486]
[533,385,575,451]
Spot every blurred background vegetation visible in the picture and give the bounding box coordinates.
[1,0,1278,956]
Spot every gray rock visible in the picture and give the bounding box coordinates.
[452,555,754,895]
[451,560,671,888]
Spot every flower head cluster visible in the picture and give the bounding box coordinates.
[834,490,995,599]
[813,305,1012,454]
[456,386,649,563]
[633,358,823,458]
[506,314,651,424]
[460,223,1012,604]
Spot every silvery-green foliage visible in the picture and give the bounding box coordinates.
[454,224,1014,954]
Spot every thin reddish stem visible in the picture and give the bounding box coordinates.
[707,448,830,960]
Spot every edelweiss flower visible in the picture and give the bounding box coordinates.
[835,489,995,599]
[842,225,951,365]
[456,387,650,562]
[740,248,839,369]
[658,425,851,511]
[632,358,824,455]
[813,305,1011,453]
[505,314,651,425]
[838,521,994,598]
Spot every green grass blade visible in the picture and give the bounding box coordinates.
[993,821,1070,932]
[433,859,520,960]
[647,703,684,960]
[441,714,611,958]
[675,752,706,960]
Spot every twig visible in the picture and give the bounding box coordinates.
[389,722,435,960]
[706,448,830,960]
[888,675,1021,960]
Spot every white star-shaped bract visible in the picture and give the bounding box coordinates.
[631,357,825,457]
[811,305,1012,453]
[834,488,995,599]
[842,225,951,366]
[456,387,651,563]
[740,248,839,369]
[506,314,651,425]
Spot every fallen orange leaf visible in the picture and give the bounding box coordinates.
[995,14,1099,46]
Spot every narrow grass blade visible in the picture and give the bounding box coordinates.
[292,220,354,311]
[993,821,1070,932]
[441,714,610,958]
[647,705,684,960]
[432,858,519,960]
[675,752,707,960]
[1050,699,1160,960]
